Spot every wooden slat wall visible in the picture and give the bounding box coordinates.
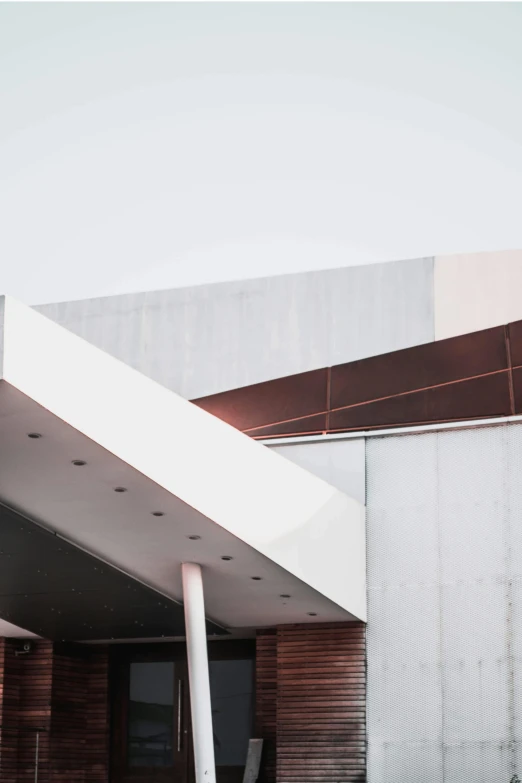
[85,649,110,783]
[0,639,110,783]
[3,623,365,783]
[49,645,110,783]
[0,637,22,783]
[255,630,277,783]
[5,640,53,783]
[50,646,89,782]
[276,623,366,783]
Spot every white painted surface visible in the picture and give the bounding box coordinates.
[434,249,522,339]
[182,563,216,783]
[36,257,434,399]
[0,296,366,626]
[269,439,366,505]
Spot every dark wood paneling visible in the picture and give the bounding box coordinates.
[255,630,277,783]
[49,645,110,783]
[276,623,366,783]
[86,649,110,783]
[0,639,110,783]
[0,637,24,783]
[3,627,367,783]
[0,639,53,783]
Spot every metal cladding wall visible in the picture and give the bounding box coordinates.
[366,423,522,783]
[36,257,434,399]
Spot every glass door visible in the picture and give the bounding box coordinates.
[110,641,255,783]
[112,659,190,783]
[209,658,254,783]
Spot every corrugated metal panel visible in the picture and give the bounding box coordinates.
[366,423,522,783]
[276,623,366,783]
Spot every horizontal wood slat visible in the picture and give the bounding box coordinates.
[0,638,109,782]
[276,623,366,783]
[256,629,277,783]
[4,621,366,783]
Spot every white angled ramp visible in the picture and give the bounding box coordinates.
[0,295,366,632]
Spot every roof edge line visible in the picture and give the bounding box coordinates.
[261,414,522,445]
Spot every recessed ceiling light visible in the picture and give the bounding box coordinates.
[251,576,262,581]
[72,460,86,466]
[221,555,233,561]
[280,594,291,599]
[114,487,127,493]
[307,612,317,616]
[152,511,165,517]
[28,432,42,439]
[188,535,201,540]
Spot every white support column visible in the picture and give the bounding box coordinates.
[182,562,216,783]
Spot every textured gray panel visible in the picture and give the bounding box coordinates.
[366,423,522,783]
[269,438,365,504]
[35,258,434,399]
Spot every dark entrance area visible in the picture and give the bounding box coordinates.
[110,641,255,783]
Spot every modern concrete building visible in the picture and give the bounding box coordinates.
[1,249,522,783]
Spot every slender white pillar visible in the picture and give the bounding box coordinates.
[182,562,216,783]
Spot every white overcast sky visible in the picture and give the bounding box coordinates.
[1,2,522,304]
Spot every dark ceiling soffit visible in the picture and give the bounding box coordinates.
[192,320,522,438]
[0,502,226,641]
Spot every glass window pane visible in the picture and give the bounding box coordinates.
[128,661,175,767]
[209,659,254,767]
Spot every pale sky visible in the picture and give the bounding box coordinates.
[1,2,522,304]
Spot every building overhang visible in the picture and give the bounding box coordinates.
[193,320,519,436]
[0,297,366,640]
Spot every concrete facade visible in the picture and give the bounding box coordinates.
[36,257,434,399]
[269,438,366,506]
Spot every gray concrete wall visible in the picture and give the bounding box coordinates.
[36,257,434,399]
[365,423,522,783]
[268,438,366,506]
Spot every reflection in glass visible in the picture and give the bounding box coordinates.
[209,659,254,766]
[128,661,174,767]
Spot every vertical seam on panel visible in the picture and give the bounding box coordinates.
[325,366,332,433]
[504,425,516,776]
[505,325,516,415]
[435,431,446,783]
